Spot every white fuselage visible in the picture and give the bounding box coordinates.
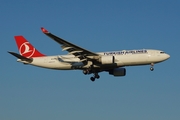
[18,49,170,70]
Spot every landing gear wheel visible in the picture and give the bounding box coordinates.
[90,77,95,82]
[150,67,154,71]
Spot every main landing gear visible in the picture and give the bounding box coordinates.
[150,63,154,71]
[90,73,100,82]
[83,69,100,82]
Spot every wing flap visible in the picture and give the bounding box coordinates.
[62,47,73,51]
[69,50,83,54]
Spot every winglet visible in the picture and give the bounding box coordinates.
[41,27,49,33]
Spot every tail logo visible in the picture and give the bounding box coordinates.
[19,42,35,58]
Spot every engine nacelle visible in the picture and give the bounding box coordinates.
[99,56,115,64]
[109,68,126,76]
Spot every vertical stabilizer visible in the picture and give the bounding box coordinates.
[14,36,45,58]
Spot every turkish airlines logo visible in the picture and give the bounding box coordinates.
[19,42,35,58]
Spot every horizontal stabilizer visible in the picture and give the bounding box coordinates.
[8,51,32,62]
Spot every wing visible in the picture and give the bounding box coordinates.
[41,27,100,64]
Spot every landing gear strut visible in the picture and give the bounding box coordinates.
[150,63,154,71]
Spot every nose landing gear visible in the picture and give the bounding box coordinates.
[150,63,154,71]
[150,67,154,71]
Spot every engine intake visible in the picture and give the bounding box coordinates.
[109,68,126,76]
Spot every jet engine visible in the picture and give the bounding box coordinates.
[98,56,115,64]
[109,68,126,76]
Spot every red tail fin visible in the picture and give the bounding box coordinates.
[14,36,45,58]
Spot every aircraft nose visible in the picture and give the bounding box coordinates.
[166,54,170,59]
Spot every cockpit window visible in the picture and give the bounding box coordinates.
[160,51,165,54]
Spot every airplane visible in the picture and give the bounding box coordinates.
[8,27,170,81]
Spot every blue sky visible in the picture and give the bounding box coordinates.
[1,0,179,120]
